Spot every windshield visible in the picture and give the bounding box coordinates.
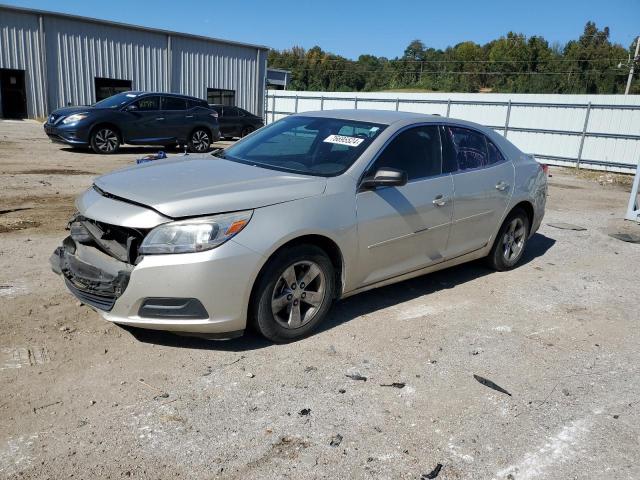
[93,92,139,109]
[219,116,386,176]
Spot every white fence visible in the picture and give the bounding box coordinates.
[265,90,640,173]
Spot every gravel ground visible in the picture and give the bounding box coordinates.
[1,119,639,480]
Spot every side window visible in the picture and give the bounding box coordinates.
[187,99,205,109]
[134,96,159,111]
[226,107,239,117]
[487,139,506,165]
[443,126,489,171]
[162,97,187,111]
[372,126,442,181]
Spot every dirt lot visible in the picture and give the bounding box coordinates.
[1,119,639,480]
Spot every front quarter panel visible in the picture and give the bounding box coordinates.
[231,174,359,294]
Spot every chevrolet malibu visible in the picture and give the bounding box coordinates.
[50,110,547,342]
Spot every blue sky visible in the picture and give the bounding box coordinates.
[3,0,639,58]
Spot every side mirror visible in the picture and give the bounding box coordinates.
[361,167,408,189]
[125,104,138,112]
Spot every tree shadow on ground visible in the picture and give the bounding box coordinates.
[122,233,556,352]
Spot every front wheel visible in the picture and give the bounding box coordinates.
[486,208,530,271]
[90,127,120,154]
[188,128,211,153]
[252,245,336,343]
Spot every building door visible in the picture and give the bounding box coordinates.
[0,69,27,119]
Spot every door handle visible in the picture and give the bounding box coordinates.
[432,194,449,206]
[156,117,165,121]
[185,115,194,118]
[495,181,509,191]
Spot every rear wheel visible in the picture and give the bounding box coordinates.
[252,245,336,343]
[90,127,120,154]
[188,128,211,153]
[486,208,530,271]
[240,126,254,138]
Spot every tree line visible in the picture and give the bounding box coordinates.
[267,22,638,94]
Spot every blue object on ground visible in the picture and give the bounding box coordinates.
[136,151,167,165]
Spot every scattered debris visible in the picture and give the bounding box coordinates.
[547,222,587,231]
[136,151,167,164]
[304,366,318,373]
[33,400,62,413]
[613,414,619,419]
[380,382,405,389]
[246,372,255,378]
[473,374,512,396]
[89,400,96,406]
[338,389,346,394]
[609,232,640,244]
[345,373,367,381]
[138,378,169,399]
[421,463,443,479]
[329,434,343,447]
[298,408,311,416]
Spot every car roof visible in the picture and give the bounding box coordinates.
[128,91,205,102]
[291,109,437,125]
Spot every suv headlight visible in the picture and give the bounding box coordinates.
[62,113,89,124]
[139,210,253,255]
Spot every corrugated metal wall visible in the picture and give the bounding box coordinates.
[0,9,47,118]
[43,15,170,111]
[0,6,266,119]
[267,90,640,173]
[172,36,263,115]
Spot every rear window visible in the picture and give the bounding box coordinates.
[220,116,386,176]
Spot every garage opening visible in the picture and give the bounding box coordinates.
[95,77,132,102]
[207,88,235,106]
[0,69,27,119]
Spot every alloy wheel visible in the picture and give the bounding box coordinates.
[191,130,210,152]
[502,217,526,262]
[94,129,118,153]
[271,261,326,329]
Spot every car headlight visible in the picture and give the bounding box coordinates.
[62,113,89,124]
[139,210,253,255]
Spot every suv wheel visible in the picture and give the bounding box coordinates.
[486,208,530,271]
[188,129,211,153]
[90,127,120,154]
[252,245,336,343]
[241,126,254,138]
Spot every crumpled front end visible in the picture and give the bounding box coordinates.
[50,235,134,312]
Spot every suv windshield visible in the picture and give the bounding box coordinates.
[220,116,386,176]
[93,92,139,109]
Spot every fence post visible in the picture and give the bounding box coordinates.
[504,100,512,138]
[354,97,358,109]
[294,95,299,113]
[446,99,451,117]
[395,98,400,111]
[320,95,324,110]
[271,95,276,124]
[576,102,591,169]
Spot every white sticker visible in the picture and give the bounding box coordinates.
[323,134,364,147]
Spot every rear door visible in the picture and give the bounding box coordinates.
[442,125,514,257]
[160,96,188,141]
[355,125,454,286]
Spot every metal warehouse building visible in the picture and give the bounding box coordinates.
[0,4,268,119]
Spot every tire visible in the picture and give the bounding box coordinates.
[240,126,254,138]
[486,208,530,271]
[188,128,211,153]
[90,126,120,154]
[251,245,336,343]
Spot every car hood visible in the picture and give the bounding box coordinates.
[51,106,94,117]
[93,156,327,218]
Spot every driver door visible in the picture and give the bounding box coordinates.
[355,125,454,287]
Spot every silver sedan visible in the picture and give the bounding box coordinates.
[50,110,547,342]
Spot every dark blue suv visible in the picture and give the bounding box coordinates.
[44,92,220,154]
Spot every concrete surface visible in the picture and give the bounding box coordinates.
[1,119,639,479]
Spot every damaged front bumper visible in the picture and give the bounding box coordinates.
[50,237,132,311]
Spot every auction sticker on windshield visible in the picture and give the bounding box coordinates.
[323,135,365,147]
